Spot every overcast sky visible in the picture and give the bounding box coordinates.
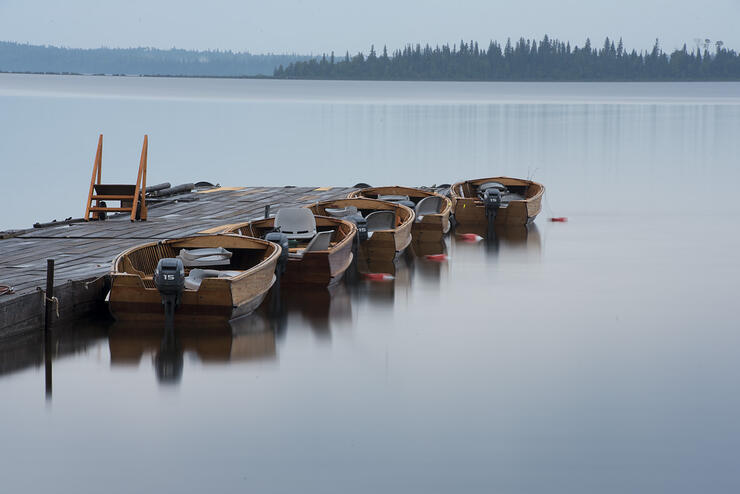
[1,0,738,54]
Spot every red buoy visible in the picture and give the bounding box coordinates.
[549,217,568,222]
[456,233,482,242]
[424,254,448,262]
[363,273,394,281]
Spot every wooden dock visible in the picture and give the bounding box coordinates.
[0,185,354,337]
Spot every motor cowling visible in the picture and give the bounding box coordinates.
[154,258,185,301]
[350,215,369,242]
[154,258,185,330]
[483,188,502,216]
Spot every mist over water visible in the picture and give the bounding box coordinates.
[1,74,740,493]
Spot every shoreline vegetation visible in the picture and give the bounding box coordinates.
[0,41,309,77]
[276,37,740,81]
[1,37,739,81]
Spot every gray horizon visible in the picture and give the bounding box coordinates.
[0,0,738,56]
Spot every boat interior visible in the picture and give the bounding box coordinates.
[234,209,355,259]
[354,187,446,220]
[456,179,532,205]
[311,200,411,231]
[116,237,274,289]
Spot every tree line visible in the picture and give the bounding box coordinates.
[274,36,740,81]
[0,41,311,77]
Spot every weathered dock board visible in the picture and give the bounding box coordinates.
[0,185,354,337]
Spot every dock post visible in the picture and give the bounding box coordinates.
[44,259,55,332]
[44,259,55,399]
[264,205,271,219]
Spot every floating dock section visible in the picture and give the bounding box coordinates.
[0,185,353,337]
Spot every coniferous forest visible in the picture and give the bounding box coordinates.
[0,41,311,77]
[275,36,740,81]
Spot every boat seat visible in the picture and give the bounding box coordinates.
[366,210,395,231]
[275,207,317,240]
[178,247,232,267]
[288,230,334,259]
[377,194,409,202]
[325,206,358,218]
[378,194,415,209]
[501,192,526,202]
[478,182,508,195]
[184,269,241,290]
[415,196,442,222]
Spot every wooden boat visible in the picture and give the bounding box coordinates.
[109,234,280,327]
[347,185,452,242]
[308,198,414,262]
[450,177,544,226]
[225,214,356,286]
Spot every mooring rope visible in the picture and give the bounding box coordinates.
[35,288,61,318]
[0,284,14,296]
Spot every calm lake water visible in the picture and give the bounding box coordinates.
[1,74,740,493]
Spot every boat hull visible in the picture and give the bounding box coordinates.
[450,177,544,226]
[109,234,280,328]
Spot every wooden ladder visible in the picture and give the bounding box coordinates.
[84,134,148,222]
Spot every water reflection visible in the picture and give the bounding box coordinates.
[452,223,542,259]
[264,283,353,339]
[409,239,448,283]
[110,316,277,385]
[0,317,109,400]
[1,225,545,392]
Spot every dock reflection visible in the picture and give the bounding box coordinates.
[0,316,109,400]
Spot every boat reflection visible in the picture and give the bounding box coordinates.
[109,314,277,385]
[409,238,448,283]
[452,223,542,259]
[262,281,353,339]
[345,251,415,308]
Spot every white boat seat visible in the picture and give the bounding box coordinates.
[325,206,358,218]
[178,247,232,267]
[275,208,317,240]
[378,194,415,208]
[377,194,410,202]
[501,192,526,202]
[288,230,334,259]
[414,196,442,222]
[366,210,395,231]
[478,182,508,194]
[184,269,241,290]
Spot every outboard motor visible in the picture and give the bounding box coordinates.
[265,232,289,277]
[154,258,185,330]
[353,216,369,243]
[483,188,502,234]
[264,232,289,317]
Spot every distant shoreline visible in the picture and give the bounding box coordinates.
[3,70,740,83]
